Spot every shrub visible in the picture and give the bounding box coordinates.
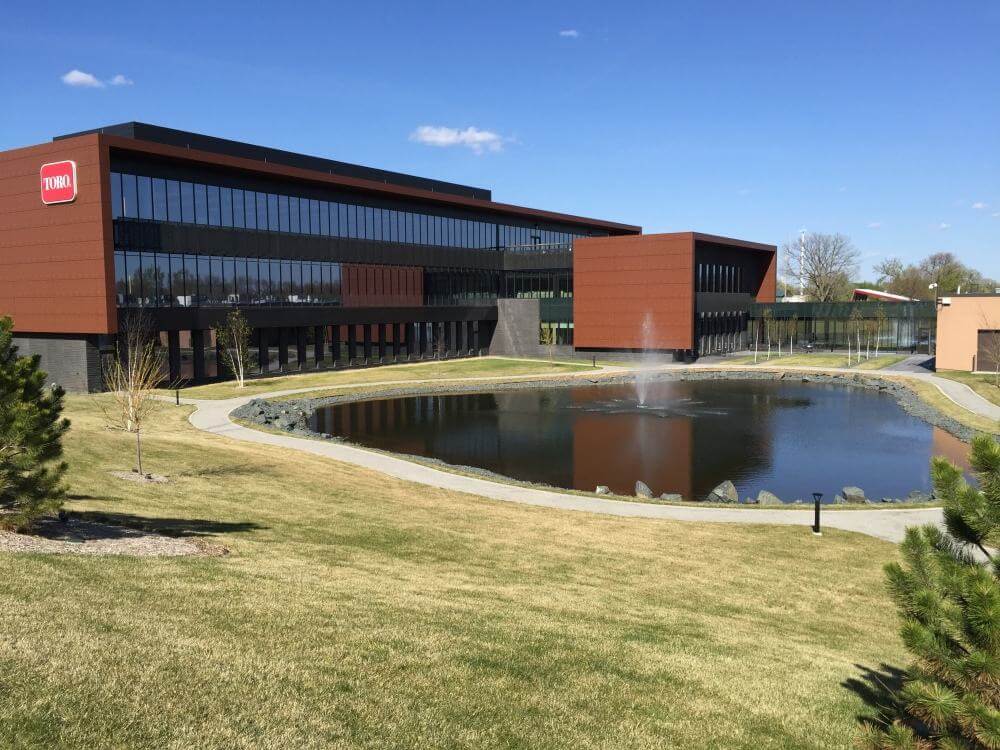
[858,434,1000,748]
[0,316,70,530]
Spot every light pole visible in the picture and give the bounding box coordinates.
[798,230,806,298]
[929,283,939,355]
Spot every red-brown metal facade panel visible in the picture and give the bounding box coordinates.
[0,134,115,334]
[573,233,697,350]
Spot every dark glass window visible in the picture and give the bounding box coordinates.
[114,250,127,303]
[256,192,267,230]
[268,194,279,232]
[320,202,330,236]
[111,172,123,219]
[232,189,245,228]
[156,253,171,305]
[152,179,167,221]
[279,196,290,232]
[184,255,199,303]
[310,200,320,235]
[167,180,182,222]
[222,257,235,301]
[348,205,357,238]
[137,176,153,219]
[181,182,195,223]
[220,188,233,227]
[122,173,138,218]
[338,204,348,237]
[207,186,221,226]
[299,198,310,234]
[198,256,211,302]
[289,197,300,233]
[244,191,256,230]
[194,184,208,224]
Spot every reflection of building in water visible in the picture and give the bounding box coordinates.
[314,392,577,486]
[932,427,972,474]
[570,382,776,498]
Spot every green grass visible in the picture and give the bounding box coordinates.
[727,353,906,370]
[0,394,909,749]
[168,356,595,399]
[935,370,1000,408]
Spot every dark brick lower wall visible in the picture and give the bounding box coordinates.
[12,334,104,393]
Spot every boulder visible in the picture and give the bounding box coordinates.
[756,490,783,506]
[595,485,611,495]
[635,481,653,498]
[707,480,738,504]
[659,493,682,502]
[906,490,933,504]
[841,486,866,504]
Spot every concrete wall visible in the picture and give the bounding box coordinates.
[936,295,1000,371]
[13,334,104,392]
[488,298,541,357]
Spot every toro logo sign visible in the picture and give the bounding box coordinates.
[40,160,78,205]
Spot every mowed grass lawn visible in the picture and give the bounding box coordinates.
[0,396,908,749]
[167,356,595,400]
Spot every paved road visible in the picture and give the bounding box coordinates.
[182,366,955,544]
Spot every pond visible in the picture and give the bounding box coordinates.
[310,379,970,502]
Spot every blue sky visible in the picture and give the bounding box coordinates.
[3,1,998,279]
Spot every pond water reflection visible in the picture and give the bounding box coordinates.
[312,379,971,501]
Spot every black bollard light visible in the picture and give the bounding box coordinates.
[592,355,597,369]
[175,387,180,406]
[812,492,823,535]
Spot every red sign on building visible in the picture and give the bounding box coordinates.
[40,160,78,205]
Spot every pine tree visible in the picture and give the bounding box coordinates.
[858,434,1000,749]
[0,316,70,530]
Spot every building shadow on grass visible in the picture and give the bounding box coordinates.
[67,510,265,539]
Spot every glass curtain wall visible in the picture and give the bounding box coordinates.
[111,171,595,251]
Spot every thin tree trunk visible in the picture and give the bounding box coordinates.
[136,429,143,476]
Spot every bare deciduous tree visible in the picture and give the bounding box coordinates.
[101,312,168,478]
[216,309,253,388]
[873,304,887,359]
[539,324,556,360]
[781,232,860,302]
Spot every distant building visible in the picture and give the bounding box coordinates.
[852,288,915,302]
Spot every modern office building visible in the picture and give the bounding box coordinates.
[0,123,776,390]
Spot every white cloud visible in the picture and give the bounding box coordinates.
[837,186,848,193]
[61,69,104,88]
[737,187,751,196]
[938,222,951,230]
[409,125,506,154]
[109,74,133,86]
[867,221,882,229]
[559,29,579,38]
[993,212,1000,218]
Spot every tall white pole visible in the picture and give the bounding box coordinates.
[798,230,805,298]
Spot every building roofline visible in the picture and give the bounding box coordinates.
[50,124,640,234]
[56,121,491,201]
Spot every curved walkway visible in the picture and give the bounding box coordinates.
[181,365,960,543]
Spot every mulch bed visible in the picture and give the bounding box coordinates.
[0,516,228,557]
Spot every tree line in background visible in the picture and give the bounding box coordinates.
[780,233,997,302]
